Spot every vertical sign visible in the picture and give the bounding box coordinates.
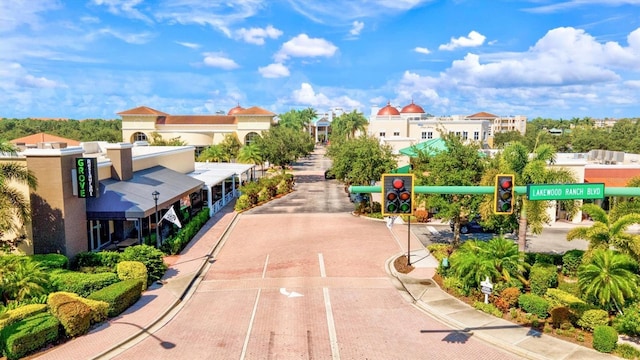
[76,157,98,198]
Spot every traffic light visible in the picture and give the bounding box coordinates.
[494,174,515,214]
[381,174,414,216]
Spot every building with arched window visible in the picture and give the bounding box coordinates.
[119,105,277,155]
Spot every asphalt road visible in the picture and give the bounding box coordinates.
[111,146,519,360]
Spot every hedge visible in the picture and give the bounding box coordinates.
[49,292,108,324]
[518,293,549,318]
[1,313,59,360]
[88,278,143,317]
[545,288,589,321]
[117,261,148,290]
[562,249,584,276]
[529,263,558,296]
[50,270,120,297]
[47,293,92,338]
[29,254,68,270]
[578,309,610,332]
[120,245,167,284]
[593,325,618,353]
[0,304,48,330]
[160,209,210,255]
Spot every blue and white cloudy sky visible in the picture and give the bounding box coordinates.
[2,0,640,120]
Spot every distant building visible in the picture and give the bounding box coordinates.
[10,132,80,150]
[118,105,277,155]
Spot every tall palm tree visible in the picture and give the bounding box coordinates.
[331,110,368,140]
[0,141,38,252]
[197,144,227,162]
[237,143,264,176]
[567,203,640,260]
[578,249,639,314]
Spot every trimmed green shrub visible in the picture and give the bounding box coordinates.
[29,254,68,270]
[593,325,618,353]
[234,194,250,211]
[518,293,549,318]
[562,249,584,276]
[545,288,589,324]
[0,304,48,330]
[616,343,640,359]
[71,251,101,269]
[50,270,120,297]
[473,302,503,317]
[88,278,143,317]
[578,309,610,331]
[121,245,167,283]
[529,263,558,296]
[47,293,92,337]
[49,292,108,324]
[614,302,640,336]
[161,208,210,255]
[97,251,123,269]
[1,313,59,360]
[427,244,452,262]
[550,306,572,329]
[557,280,580,297]
[117,261,148,290]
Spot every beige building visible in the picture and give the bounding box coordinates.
[119,105,277,155]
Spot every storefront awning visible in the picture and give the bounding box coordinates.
[86,166,204,220]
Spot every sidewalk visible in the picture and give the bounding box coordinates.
[388,248,617,360]
[35,205,239,360]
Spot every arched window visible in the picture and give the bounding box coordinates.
[244,132,259,146]
[132,132,148,142]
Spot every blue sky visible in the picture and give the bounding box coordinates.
[2,0,640,120]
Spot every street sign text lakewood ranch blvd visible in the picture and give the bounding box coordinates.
[527,183,605,201]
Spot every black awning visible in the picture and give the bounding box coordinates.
[86,166,204,220]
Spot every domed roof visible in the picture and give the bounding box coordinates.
[377,102,400,116]
[400,100,425,114]
[228,103,245,115]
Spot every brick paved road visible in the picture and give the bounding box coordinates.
[112,147,519,360]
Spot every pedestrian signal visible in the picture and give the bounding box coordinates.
[494,174,515,215]
[382,174,414,216]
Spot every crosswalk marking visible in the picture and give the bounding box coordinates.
[427,226,439,235]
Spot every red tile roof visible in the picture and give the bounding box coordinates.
[117,106,170,116]
[468,112,498,119]
[10,132,80,146]
[585,168,640,187]
[235,106,276,116]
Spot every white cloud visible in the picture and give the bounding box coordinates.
[236,25,283,45]
[154,1,265,37]
[176,41,201,49]
[259,63,290,78]
[414,47,430,54]
[439,30,486,51]
[92,0,153,24]
[291,83,362,109]
[275,34,338,62]
[286,0,433,24]
[523,0,640,14]
[350,21,364,36]
[203,53,240,70]
[0,0,59,32]
[17,74,60,88]
[92,28,154,44]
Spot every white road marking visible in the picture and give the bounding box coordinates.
[318,253,340,360]
[240,254,269,360]
[427,226,439,235]
[279,288,303,298]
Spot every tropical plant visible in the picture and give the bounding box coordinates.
[330,110,368,140]
[148,132,187,146]
[567,203,640,260]
[0,142,38,252]
[1,258,50,304]
[577,249,639,314]
[238,143,264,175]
[220,134,242,160]
[197,144,227,162]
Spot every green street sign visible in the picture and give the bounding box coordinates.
[527,183,605,201]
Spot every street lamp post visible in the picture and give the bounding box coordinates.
[152,190,161,248]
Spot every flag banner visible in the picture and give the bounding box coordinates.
[161,205,182,228]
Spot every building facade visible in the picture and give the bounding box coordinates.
[119,105,277,154]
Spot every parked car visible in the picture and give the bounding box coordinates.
[450,216,492,234]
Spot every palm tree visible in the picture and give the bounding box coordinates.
[197,144,227,162]
[578,249,639,314]
[331,110,368,140]
[1,259,50,304]
[496,141,578,251]
[567,203,640,260]
[238,144,264,176]
[0,141,38,252]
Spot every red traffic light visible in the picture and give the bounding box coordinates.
[392,178,405,189]
[500,179,512,189]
